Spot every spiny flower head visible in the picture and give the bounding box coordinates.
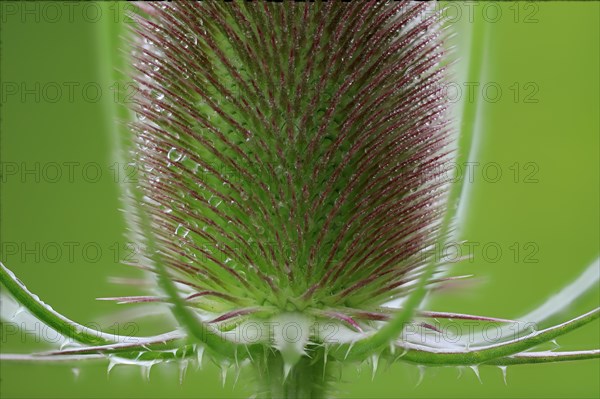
[129,1,453,328]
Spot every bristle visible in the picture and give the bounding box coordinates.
[128,2,454,315]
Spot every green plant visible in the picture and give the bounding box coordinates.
[1,2,598,399]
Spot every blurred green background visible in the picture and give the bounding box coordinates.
[1,2,598,398]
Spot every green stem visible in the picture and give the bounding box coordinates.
[256,348,331,399]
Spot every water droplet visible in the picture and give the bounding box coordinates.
[184,33,198,47]
[167,147,183,162]
[208,195,222,208]
[142,163,154,173]
[175,224,190,238]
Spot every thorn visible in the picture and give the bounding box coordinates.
[140,363,153,381]
[167,348,178,357]
[283,362,293,382]
[344,341,355,360]
[498,366,507,385]
[107,359,116,379]
[382,355,394,374]
[389,341,396,356]
[371,354,379,381]
[244,345,254,362]
[322,346,329,380]
[60,340,74,351]
[233,364,242,388]
[393,347,408,362]
[179,360,188,385]
[469,365,482,384]
[196,346,204,370]
[221,365,228,387]
[456,366,464,379]
[416,365,426,387]
[10,306,25,320]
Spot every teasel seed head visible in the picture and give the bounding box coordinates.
[126,0,455,380]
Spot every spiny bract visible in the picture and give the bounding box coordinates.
[129,1,453,331]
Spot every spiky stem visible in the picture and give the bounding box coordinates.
[256,348,331,399]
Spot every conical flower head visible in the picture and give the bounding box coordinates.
[129,1,453,330]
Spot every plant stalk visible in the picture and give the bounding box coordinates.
[256,348,331,399]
